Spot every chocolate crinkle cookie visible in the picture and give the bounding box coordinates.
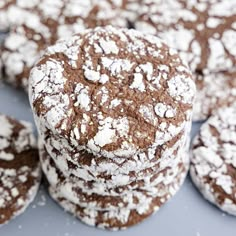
[134,0,236,121]
[29,26,195,158]
[0,114,41,225]
[0,0,128,31]
[193,70,236,121]
[29,26,195,229]
[135,0,236,74]
[39,142,189,229]
[0,0,130,91]
[190,105,236,216]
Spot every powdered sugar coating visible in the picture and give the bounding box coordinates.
[193,71,236,121]
[39,123,190,185]
[0,115,36,161]
[190,106,236,215]
[0,0,39,31]
[39,128,188,190]
[40,144,187,210]
[0,114,41,224]
[135,0,236,74]
[30,26,195,158]
[38,116,191,175]
[48,151,188,230]
[0,0,128,90]
[0,0,127,31]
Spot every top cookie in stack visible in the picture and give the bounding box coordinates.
[29,26,195,159]
[29,26,195,229]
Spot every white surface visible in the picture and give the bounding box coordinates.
[0,81,235,236]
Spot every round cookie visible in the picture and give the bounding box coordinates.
[41,152,187,212]
[49,152,188,230]
[40,142,187,211]
[193,70,236,121]
[0,0,127,31]
[190,106,236,215]
[0,0,128,90]
[38,119,190,175]
[0,114,41,225]
[29,26,195,160]
[41,124,189,182]
[135,0,236,74]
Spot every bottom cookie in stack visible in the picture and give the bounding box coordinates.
[39,143,189,230]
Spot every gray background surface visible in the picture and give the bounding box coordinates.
[0,34,235,236]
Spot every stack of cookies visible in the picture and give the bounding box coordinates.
[29,26,195,229]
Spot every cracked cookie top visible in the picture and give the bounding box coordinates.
[0,114,41,224]
[29,26,195,158]
[0,0,128,90]
[135,0,236,74]
[191,105,236,215]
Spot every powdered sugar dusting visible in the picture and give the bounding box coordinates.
[30,26,195,159]
[191,105,236,216]
[135,0,236,75]
[193,71,236,121]
[39,141,189,229]
[0,0,128,90]
[0,114,41,225]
